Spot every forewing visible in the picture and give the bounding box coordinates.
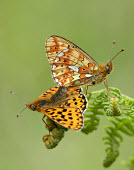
[34,86,82,106]
[45,35,100,86]
[35,86,60,102]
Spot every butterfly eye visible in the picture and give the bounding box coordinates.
[31,104,35,110]
[105,65,110,74]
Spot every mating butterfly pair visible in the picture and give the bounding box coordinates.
[27,36,124,130]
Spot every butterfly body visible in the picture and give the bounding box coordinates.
[26,86,88,131]
[45,35,114,89]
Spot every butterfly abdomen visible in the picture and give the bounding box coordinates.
[50,86,67,103]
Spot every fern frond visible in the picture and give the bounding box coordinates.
[82,87,134,167]
[42,117,68,149]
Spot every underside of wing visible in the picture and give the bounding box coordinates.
[45,35,100,86]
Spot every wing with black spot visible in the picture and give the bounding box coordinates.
[59,93,88,114]
[38,107,83,131]
[35,86,60,103]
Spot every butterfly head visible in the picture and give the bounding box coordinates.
[105,62,113,74]
[26,99,48,111]
[26,103,36,111]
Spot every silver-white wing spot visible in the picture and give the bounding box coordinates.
[85,74,92,78]
[52,65,56,69]
[62,49,69,52]
[58,52,64,57]
[53,72,56,77]
[58,82,62,86]
[55,58,59,62]
[55,78,59,82]
[68,65,79,72]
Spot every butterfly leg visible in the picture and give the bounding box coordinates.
[42,115,50,135]
[85,84,93,95]
[84,86,88,95]
[104,78,112,97]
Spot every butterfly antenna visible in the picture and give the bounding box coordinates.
[10,90,28,102]
[107,40,115,62]
[109,48,124,63]
[16,107,27,117]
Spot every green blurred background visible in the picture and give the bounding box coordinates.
[1,0,134,170]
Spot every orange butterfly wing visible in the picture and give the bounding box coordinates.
[45,35,101,87]
[27,86,88,131]
[38,107,83,131]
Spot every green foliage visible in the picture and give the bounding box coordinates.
[81,87,134,167]
[42,117,68,149]
[121,153,134,170]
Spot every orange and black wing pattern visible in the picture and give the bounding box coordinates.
[26,86,88,131]
[45,35,100,87]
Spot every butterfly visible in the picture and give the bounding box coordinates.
[26,85,88,131]
[45,35,124,93]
